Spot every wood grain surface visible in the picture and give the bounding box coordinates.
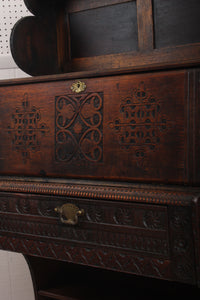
[0,68,199,184]
[10,0,200,75]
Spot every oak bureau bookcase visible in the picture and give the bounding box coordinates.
[0,0,200,299]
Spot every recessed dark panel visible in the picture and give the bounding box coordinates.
[154,0,200,48]
[69,1,138,58]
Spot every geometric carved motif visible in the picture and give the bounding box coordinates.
[109,82,168,168]
[55,92,103,163]
[0,235,170,281]
[7,93,49,162]
[0,215,168,255]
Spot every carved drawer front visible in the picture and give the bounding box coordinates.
[0,68,199,184]
[0,192,197,285]
[0,194,169,255]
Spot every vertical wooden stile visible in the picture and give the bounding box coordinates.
[137,0,154,52]
[56,3,71,73]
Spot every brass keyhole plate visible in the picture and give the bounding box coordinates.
[71,80,86,93]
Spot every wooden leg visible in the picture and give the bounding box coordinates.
[24,255,71,300]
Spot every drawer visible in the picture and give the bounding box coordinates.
[0,68,199,184]
[0,185,197,285]
[0,193,169,256]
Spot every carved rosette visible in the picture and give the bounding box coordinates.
[113,208,134,226]
[143,210,166,230]
[16,198,31,214]
[169,206,196,284]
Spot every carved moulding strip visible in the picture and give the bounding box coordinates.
[0,178,199,205]
[0,234,171,281]
[9,195,168,231]
[0,215,168,256]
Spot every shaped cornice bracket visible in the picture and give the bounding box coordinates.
[10,0,68,76]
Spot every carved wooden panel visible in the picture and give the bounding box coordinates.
[109,81,169,168]
[7,93,49,162]
[0,193,169,256]
[55,92,103,162]
[0,234,171,281]
[0,194,197,285]
[0,179,199,285]
[0,69,199,184]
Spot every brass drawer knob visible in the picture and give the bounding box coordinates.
[55,203,84,225]
[71,80,86,93]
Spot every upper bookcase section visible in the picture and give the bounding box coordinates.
[10,0,200,76]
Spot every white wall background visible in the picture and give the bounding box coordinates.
[0,1,35,299]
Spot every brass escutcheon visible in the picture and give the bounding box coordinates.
[54,203,84,225]
[70,80,86,93]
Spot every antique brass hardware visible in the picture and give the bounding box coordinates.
[70,80,86,93]
[54,203,84,225]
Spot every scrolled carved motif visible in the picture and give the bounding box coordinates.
[55,92,103,163]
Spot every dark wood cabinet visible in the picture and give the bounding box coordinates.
[0,178,200,298]
[1,0,200,298]
[0,180,199,284]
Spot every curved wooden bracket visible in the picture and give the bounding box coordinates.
[24,0,55,16]
[10,0,69,76]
